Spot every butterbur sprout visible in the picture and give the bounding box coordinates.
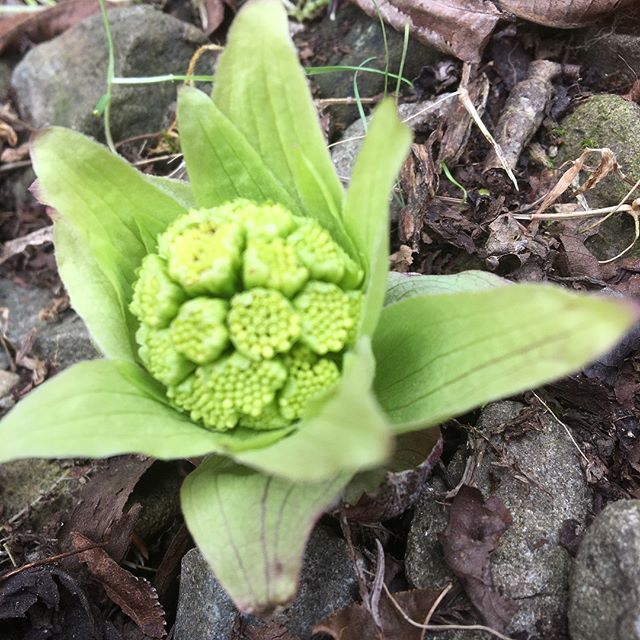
[0,0,636,615]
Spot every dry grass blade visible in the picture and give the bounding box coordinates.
[458,64,519,191]
[532,148,616,217]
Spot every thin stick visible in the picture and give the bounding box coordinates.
[382,583,515,640]
[514,204,634,221]
[315,96,379,107]
[132,154,182,167]
[419,583,453,640]
[532,392,589,465]
[0,543,107,583]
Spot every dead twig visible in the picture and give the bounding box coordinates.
[0,543,107,583]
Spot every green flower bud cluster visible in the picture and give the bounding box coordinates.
[130,200,364,432]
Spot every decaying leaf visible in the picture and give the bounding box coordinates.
[348,0,634,62]
[349,0,500,63]
[343,430,443,522]
[0,0,117,54]
[439,485,517,631]
[496,0,637,28]
[0,226,53,266]
[314,587,441,640]
[0,566,123,639]
[71,532,166,638]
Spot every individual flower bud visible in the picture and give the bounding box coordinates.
[243,237,309,298]
[167,220,244,297]
[279,346,340,421]
[130,254,186,328]
[228,288,301,360]
[136,325,195,386]
[168,353,287,431]
[287,221,364,289]
[239,401,291,430]
[294,282,359,354]
[170,297,230,365]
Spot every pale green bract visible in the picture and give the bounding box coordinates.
[0,0,637,616]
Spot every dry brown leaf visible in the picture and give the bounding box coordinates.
[349,0,500,62]
[61,456,154,562]
[439,486,517,631]
[495,0,638,28]
[0,0,119,54]
[1,141,30,164]
[198,0,226,35]
[0,226,53,266]
[71,532,166,638]
[314,588,441,640]
[533,148,623,218]
[348,0,634,61]
[343,431,443,523]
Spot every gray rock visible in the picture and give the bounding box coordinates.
[303,3,442,133]
[577,30,640,89]
[0,61,12,97]
[558,94,640,260]
[174,525,359,640]
[0,459,74,530]
[405,478,455,590]
[12,6,211,142]
[569,500,640,640]
[175,548,236,640]
[406,401,592,639]
[0,370,20,398]
[0,279,98,372]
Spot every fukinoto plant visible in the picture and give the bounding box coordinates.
[0,0,636,614]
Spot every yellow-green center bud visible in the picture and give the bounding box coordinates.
[129,200,364,433]
[228,288,301,360]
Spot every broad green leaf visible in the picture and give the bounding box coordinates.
[232,337,392,482]
[385,270,507,305]
[0,360,290,464]
[373,284,638,431]
[54,222,136,360]
[343,100,411,338]
[146,175,196,210]
[181,457,348,612]
[32,128,188,351]
[212,0,352,253]
[177,87,300,213]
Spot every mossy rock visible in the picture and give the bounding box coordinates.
[0,459,76,530]
[558,95,640,260]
